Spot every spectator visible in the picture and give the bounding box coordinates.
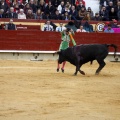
[109,7,118,21]
[92,13,102,21]
[76,25,86,32]
[0,0,9,13]
[86,7,94,18]
[57,1,65,14]
[105,0,111,6]
[0,9,5,18]
[44,0,49,4]
[118,9,120,21]
[99,0,105,8]
[6,0,13,7]
[18,1,26,9]
[18,9,26,19]
[65,1,71,9]
[76,0,86,6]
[115,1,120,21]
[24,3,32,14]
[115,1,120,12]
[29,0,37,13]
[103,21,110,30]
[99,0,110,8]
[111,19,119,28]
[42,20,53,31]
[65,21,77,31]
[42,11,51,20]
[22,0,28,8]
[76,7,86,20]
[5,19,17,30]
[50,21,57,31]
[35,9,44,19]
[51,0,61,8]
[99,6,109,21]
[104,24,114,33]
[106,1,114,12]
[76,1,86,11]
[45,1,55,15]
[56,23,66,32]
[37,0,46,13]
[82,12,91,21]
[83,21,94,32]
[61,5,71,15]
[70,0,76,5]
[14,4,20,14]
[62,11,71,20]
[16,0,23,5]
[69,5,77,20]
[26,9,35,19]
[74,20,82,29]
[113,0,118,6]
[51,10,62,20]
[6,7,18,18]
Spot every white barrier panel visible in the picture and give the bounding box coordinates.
[0,50,119,61]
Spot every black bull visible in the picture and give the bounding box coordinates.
[54,44,117,75]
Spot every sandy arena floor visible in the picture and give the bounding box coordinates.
[0,60,120,120]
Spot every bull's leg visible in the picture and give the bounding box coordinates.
[79,65,85,75]
[74,66,79,75]
[79,69,85,75]
[96,60,106,75]
[75,67,85,75]
[74,56,81,75]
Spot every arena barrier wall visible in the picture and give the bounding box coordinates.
[0,30,120,51]
[0,30,120,61]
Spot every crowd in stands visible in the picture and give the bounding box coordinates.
[0,0,120,21]
[41,20,94,32]
[0,0,120,32]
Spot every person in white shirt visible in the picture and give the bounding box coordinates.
[57,1,65,14]
[18,9,26,19]
[42,20,53,31]
[76,25,86,32]
[56,23,66,32]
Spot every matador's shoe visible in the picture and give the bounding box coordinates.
[57,68,59,72]
[61,68,64,73]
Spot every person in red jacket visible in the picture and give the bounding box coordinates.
[76,0,86,6]
[44,0,49,4]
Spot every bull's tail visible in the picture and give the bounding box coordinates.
[106,44,117,58]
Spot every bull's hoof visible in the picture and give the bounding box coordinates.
[80,71,85,75]
[61,68,64,73]
[57,68,59,72]
[73,73,77,76]
[95,72,99,75]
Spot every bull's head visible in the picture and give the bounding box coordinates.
[53,50,66,64]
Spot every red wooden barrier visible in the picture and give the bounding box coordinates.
[16,25,41,30]
[0,30,119,52]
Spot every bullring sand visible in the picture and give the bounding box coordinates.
[0,60,120,120]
